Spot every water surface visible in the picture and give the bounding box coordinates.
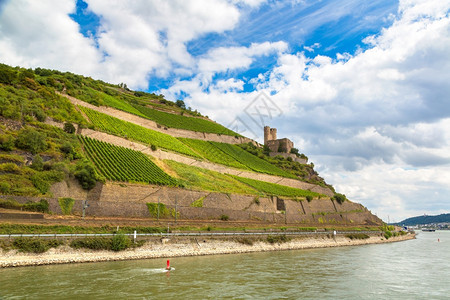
[1,231,448,299]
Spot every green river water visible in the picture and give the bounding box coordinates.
[0,231,448,299]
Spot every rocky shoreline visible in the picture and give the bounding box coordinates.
[0,233,415,268]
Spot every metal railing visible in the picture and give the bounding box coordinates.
[0,231,380,239]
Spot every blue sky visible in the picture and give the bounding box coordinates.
[0,0,449,222]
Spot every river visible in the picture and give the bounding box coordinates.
[0,231,448,299]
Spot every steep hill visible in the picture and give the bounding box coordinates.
[396,213,450,226]
[0,64,382,226]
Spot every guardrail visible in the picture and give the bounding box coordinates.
[0,231,381,239]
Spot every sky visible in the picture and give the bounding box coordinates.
[0,0,449,222]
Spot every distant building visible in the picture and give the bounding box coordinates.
[264,126,294,153]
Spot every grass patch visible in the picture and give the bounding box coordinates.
[190,196,205,208]
[58,197,75,215]
[165,160,259,195]
[146,203,169,218]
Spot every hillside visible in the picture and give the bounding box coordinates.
[0,63,382,226]
[396,213,450,226]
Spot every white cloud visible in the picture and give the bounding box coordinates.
[0,0,100,74]
[198,41,288,74]
[0,0,243,89]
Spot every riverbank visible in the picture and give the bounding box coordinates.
[0,233,415,268]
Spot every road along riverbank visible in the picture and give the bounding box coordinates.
[0,232,415,268]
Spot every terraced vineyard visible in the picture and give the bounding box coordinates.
[178,138,249,170]
[211,142,297,178]
[79,106,201,158]
[79,136,177,185]
[134,105,238,136]
[232,176,322,198]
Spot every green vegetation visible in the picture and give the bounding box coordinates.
[80,136,177,186]
[134,105,238,136]
[212,142,296,178]
[266,234,290,244]
[0,198,48,212]
[146,203,170,218]
[10,238,63,253]
[58,197,75,215]
[74,159,98,190]
[79,106,200,158]
[238,143,334,190]
[232,175,322,198]
[220,214,229,221]
[346,233,370,240]
[178,138,249,169]
[0,223,167,235]
[191,196,205,207]
[165,160,259,195]
[70,233,134,252]
[333,193,347,204]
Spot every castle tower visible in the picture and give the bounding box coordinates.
[264,126,270,144]
[264,126,277,144]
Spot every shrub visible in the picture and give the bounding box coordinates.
[306,195,313,202]
[74,160,97,190]
[220,214,229,221]
[346,233,370,240]
[70,238,111,251]
[333,193,347,204]
[0,64,17,84]
[23,199,50,213]
[58,197,74,215]
[0,182,11,194]
[237,238,254,246]
[267,234,290,244]
[12,238,63,253]
[63,122,76,134]
[0,134,15,151]
[30,154,44,171]
[0,199,22,210]
[384,230,393,239]
[111,233,131,251]
[150,144,157,151]
[70,235,132,252]
[15,128,47,154]
[31,174,50,194]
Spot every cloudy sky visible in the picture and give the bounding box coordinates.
[1,0,449,222]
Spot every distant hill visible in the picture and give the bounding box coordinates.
[396,213,450,226]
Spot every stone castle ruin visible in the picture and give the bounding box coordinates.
[264,126,294,153]
[264,126,307,164]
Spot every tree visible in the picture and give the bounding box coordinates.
[175,100,186,109]
[0,64,17,84]
[63,122,76,134]
[74,160,97,190]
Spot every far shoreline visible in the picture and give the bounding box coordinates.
[0,233,415,268]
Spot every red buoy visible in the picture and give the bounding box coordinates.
[166,259,170,270]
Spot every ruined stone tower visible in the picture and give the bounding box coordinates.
[264,126,293,153]
[264,126,277,145]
